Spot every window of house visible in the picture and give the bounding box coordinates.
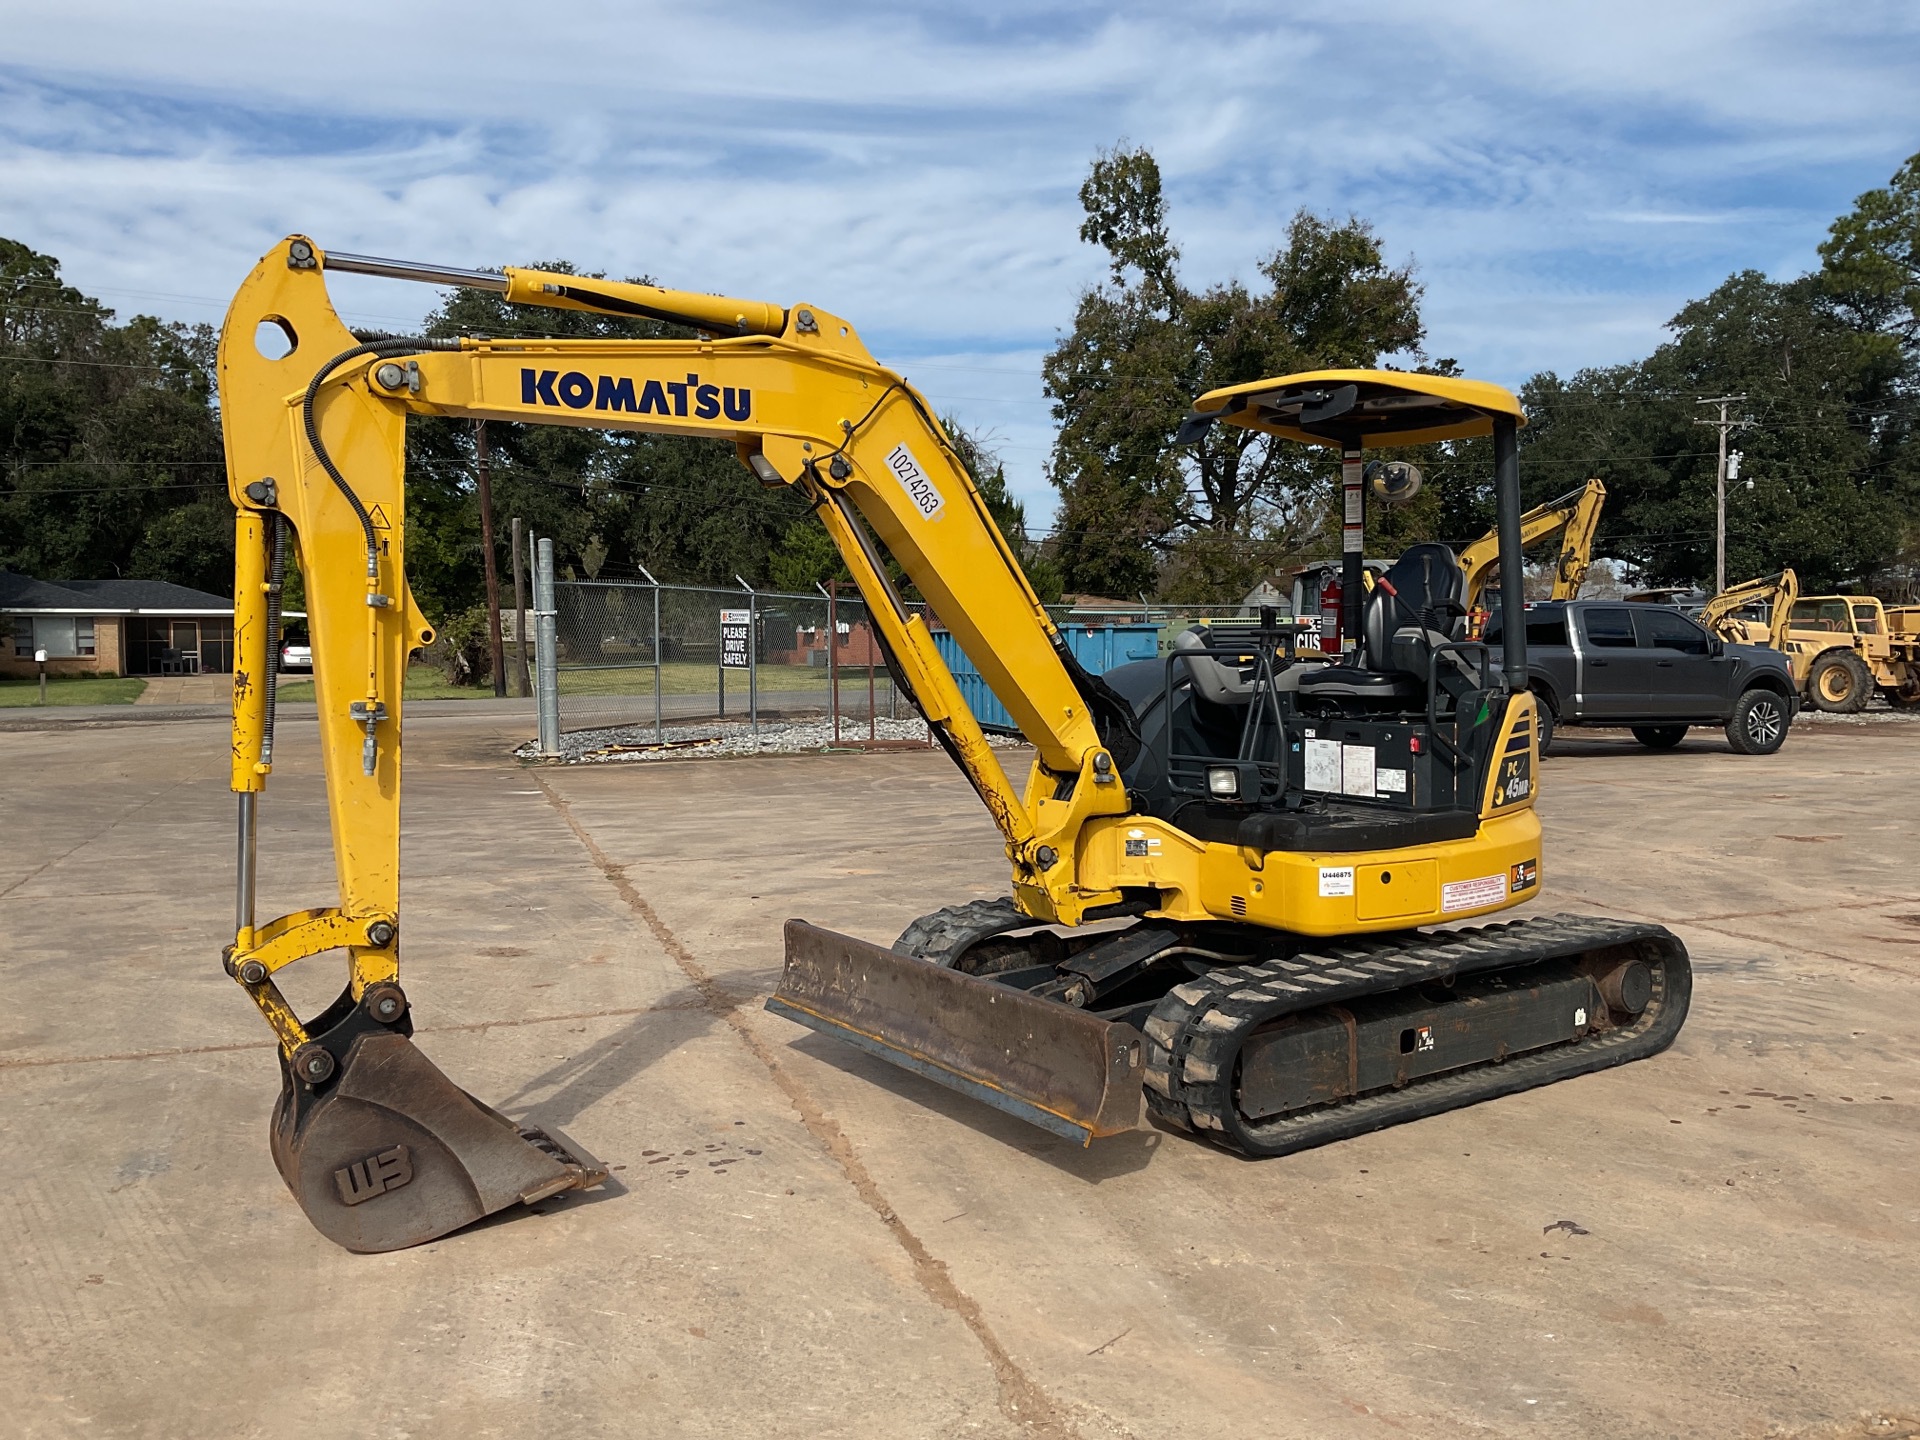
[12,616,95,657]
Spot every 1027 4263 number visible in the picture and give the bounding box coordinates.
[885,443,946,520]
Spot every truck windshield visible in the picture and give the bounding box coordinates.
[1791,600,1852,632]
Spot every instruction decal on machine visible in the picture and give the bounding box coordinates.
[885,443,945,520]
[1442,873,1508,913]
[1340,745,1376,798]
[1319,866,1355,897]
[1304,738,1342,792]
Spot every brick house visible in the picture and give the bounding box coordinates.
[0,572,236,679]
[770,618,886,668]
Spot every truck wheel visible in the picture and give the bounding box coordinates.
[1531,692,1556,755]
[1630,725,1688,750]
[1808,650,1871,714]
[1726,689,1790,754]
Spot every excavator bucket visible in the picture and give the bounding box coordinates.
[268,1001,606,1253]
[769,920,1145,1144]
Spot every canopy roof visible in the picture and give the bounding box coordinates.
[1188,370,1526,449]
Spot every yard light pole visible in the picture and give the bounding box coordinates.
[36,646,47,705]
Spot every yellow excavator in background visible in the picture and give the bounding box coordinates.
[219,238,1689,1253]
[1701,569,1920,712]
[1458,478,1606,632]
[1699,570,1799,652]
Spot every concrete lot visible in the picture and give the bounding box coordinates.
[2,711,1917,1439]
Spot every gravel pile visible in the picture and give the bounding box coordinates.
[1798,704,1920,727]
[520,715,1025,764]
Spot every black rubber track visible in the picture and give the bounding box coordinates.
[892,898,1031,966]
[1140,913,1691,1157]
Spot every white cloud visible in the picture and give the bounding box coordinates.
[2,1,1916,516]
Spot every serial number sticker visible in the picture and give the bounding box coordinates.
[884,442,945,520]
[1442,873,1508,913]
[1375,766,1408,794]
[1319,866,1355,898]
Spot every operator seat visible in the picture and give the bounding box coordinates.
[1297,543,1469,704]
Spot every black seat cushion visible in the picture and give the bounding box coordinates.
[1162,799,1481,852]
[1296,663,1419,700]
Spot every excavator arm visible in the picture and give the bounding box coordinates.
[1700,569,1799,649]
[1459,478,1605,617]
[219,237,1137,1248]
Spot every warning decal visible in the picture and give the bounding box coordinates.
[1442,872,1508,913]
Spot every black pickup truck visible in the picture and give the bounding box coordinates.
[1485,600,1798,755]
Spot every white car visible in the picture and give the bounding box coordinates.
[280,630,313,671]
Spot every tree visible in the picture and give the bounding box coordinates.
[1819,150,1920,349]
[0,239,228,590]
[1044,145,1428,599]
[1518,271,1910,590]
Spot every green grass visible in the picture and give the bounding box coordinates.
[565,660,881,696]
[268,658,884,703]
[274,662,486,703]
[0,674,147,706]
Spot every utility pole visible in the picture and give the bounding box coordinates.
[1694,396,1749,595]
[509,517,532,698]
[474,421,507,696]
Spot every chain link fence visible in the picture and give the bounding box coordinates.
[551,579,906,737]
[546,579,1306,739]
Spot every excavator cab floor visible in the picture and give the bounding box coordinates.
[269,997,606,1253]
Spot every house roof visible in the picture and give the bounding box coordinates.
[0,571,232,615]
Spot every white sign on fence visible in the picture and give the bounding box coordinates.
[719,608,752,669]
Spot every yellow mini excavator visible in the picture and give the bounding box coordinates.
[219,239,1690,1252]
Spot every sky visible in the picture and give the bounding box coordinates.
[4,0,1919,522]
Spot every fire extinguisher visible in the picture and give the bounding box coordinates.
[1318,576,1343,654]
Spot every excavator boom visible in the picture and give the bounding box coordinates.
[1459,478,1606,619]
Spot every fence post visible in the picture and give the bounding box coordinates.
[735,575,758,742]
[636,563,662,743]
[819,580,839,743]
[534,536,561,757]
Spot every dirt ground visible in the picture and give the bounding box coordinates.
[2,711,1916,1439]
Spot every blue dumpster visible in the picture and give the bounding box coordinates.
[931,624,1162,733]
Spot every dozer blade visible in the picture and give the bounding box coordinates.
[271,1020,607,1254]
[769,919,1145,1144]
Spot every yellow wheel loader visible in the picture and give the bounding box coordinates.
[1702,570,1920,713]
[219,239,1690,1253]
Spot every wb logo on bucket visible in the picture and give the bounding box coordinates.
[520,368,751,421]
[335,1144,413,1205]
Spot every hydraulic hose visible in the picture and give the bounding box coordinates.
[299,337,461,577]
